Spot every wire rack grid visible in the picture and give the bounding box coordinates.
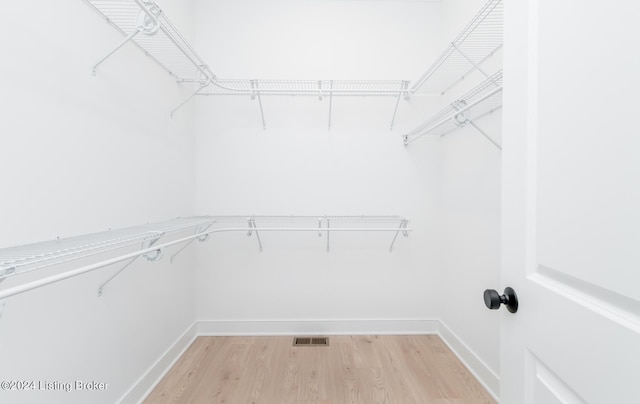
[84,0,214,83]
[196,80,410,97]
[192,215,408,225]
[411,0,503,95]
[0,217,214,281]
[404,69,502,144]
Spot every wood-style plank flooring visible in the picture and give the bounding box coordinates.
[144,335,495,404]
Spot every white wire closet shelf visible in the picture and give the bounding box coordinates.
[82,0,503,129]
[0,217,214,283]
[199,215,407,224]
[411,0,503,95]
[0,215,411,301]
[198,80,411,130]
[81,0,413,124]
[403,70,502,148]
[85,0,214,83]
[198,80,410,97]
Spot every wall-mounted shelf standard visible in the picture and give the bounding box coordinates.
[0,215,411,301]
[403,70,502,149]
[411,0,503,95]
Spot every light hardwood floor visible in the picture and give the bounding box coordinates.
[144,335,496,404]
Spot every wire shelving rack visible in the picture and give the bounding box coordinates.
[82,0,502,134]
[83,0,411,125]
[0,215,411,301]
[0,217,214,283]
[197,80,411,130]
[85,0,214,83]
[411,0,503,95]
[404,70,502,149]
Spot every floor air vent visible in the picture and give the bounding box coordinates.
[293,337,329,346]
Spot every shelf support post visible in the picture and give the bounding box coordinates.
[389,219,409,252]
[328,81,334,131]
[252,218,263,252]
[97,234,164,296]
[169,221,214,263]
[390,81,409,130]
[468,121,502,150]
[97,256,140,297]
[246,217,262,252]
[251,80,266,130]
[92,30,139,75]
[326,218,330,253]
[170,80,210,118]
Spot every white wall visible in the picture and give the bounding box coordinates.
[436,0,502,395]
[192,1,501,395]
[193,0,445,329]
[0,0,197,403]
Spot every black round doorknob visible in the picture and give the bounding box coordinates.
[484,287,518,313]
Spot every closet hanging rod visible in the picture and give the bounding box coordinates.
[0,218,214,282]
[404,85,502,146]
[0,226,412,301]
[403,69,503,146]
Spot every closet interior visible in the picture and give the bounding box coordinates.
[0,0,503,402]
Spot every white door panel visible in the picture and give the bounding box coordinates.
[529,353,587,404]
[525,276,640,402]
[501,0,640,403]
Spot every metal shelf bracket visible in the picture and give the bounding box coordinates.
[142,237,164,261]
[326,218,330,253]
[0,267,16,285]
[390,81,410,130]
[171,77,211,118]
[468,121,501,150]
[389,219,409,252]
[93,30,140,76]
[97,232,165,296]
[169,221,215,263]
[92,0,161,75]
[247,217,263,252]
[251,80,267,130]
[97,256,139,297]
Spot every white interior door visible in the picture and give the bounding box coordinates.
[499,0,640,403]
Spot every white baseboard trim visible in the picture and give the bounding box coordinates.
[124,319,499,403]
[120,322,198,404]
[437,320,500,401]
[197,318,439,336]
